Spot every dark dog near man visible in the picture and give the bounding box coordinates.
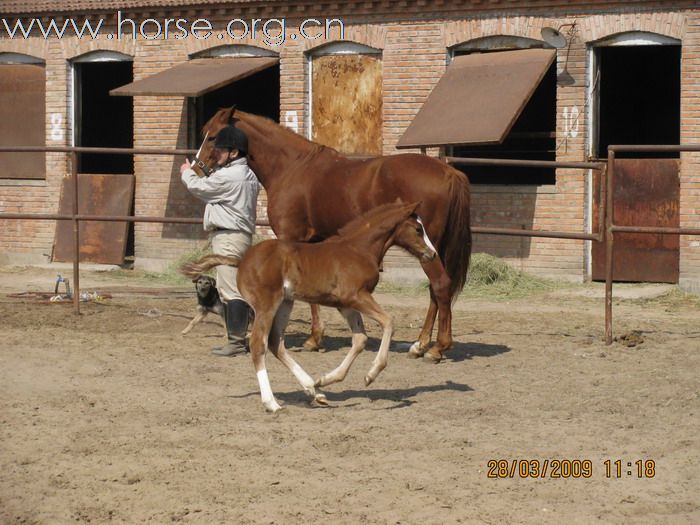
[181,275,224,335]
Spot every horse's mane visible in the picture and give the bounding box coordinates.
[235,110,343,160]
[335,202,413,239]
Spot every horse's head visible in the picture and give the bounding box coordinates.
[189,106,237,177]
[349,201,436,263]
[393,207,438,264]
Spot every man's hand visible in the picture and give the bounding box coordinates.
[179,160,192,175]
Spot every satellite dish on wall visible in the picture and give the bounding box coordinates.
[541,27,568,49]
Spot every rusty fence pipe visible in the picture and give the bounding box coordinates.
[449,156,606,242]
[596,164,607,244]
[609,144,700,153]
[604,143,700,344]
[447,156,604,170]
[0,213,74,220]
[0,213,271,226]
[611,225,700,235]
[605,150,616,345]
[472,226,598,241]
[71,151,80,315]
[0,145,198,155]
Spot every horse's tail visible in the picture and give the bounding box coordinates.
[180,254,241,278]
[441,167,472,299]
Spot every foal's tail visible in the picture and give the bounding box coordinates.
[441,168,472,299]
[180,254,241,278]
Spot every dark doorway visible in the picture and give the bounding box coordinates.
[191,64,279,145]
[596,45,680,159]
[74,61,134,173]
[73,60,135,260]
[592,43,681,283]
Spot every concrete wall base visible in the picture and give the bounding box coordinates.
[679,277,700,295]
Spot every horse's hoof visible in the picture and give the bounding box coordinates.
[264,402,283,413]
[407,341,425,358]
[313,393,329,406]
[423,351,442,364]
[302,339,322,352]
[364,375,374,386]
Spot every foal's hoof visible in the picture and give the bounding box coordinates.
[264,403,284,414]
[364,374,375,386]
[407,341,425,359]
[423,350,443,364]
[298,339,322,352]
[312,393,329,407]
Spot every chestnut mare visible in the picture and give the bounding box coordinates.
[191,107,471,363]
[182,202,436,413]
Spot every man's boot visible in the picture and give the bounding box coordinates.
[212,300,251,356]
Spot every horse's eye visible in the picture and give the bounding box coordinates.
[207,136,215,141]
[416,226,422,234]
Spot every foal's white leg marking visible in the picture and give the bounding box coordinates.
[363,300,393,386]
[269,300,327,406]
[291,363,316,392]
[416,216,437,257]
[366,318,393,386]
[257,368,281,413]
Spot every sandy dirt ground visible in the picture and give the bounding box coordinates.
[1,265,698,524]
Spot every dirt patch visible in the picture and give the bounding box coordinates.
[0,266,699,524]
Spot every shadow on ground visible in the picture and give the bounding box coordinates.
[285,331,511,364]
[267,380,473,410]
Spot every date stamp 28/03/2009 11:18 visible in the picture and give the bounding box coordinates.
[486,459,656,479]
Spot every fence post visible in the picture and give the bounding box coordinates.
[71,151,81,315]
[605,149,615,344]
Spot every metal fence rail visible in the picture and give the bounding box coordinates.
[448,156,606,243]
[1,144,699,345]
[604,144,700,344]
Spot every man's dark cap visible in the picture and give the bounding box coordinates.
[214,126,248,154]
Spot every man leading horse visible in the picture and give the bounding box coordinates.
[180,125,261,356]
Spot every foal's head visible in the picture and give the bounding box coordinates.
[338,202,437,263]
[393,214,437,263]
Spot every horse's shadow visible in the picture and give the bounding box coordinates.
[285,331,511,364]
[232,335,511,410]
[272,380,473,410]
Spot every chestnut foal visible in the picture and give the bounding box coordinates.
[182,202,436,413]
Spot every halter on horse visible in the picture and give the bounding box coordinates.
[182,201,436,412]
[190,107,471,363]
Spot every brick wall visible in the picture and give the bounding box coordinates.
[1,3,699,290]
[680,11,700,292]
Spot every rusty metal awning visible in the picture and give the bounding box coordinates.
[396,48,556,149]
[110,57,279,97]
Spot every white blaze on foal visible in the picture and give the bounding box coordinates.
[416,216,437,257]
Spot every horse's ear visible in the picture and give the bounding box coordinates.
[407,201,422,214]
[228,105,237,124]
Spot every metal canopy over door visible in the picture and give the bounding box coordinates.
[397,48,555,149]
[311,53,383,155]
[110,57,279,97]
